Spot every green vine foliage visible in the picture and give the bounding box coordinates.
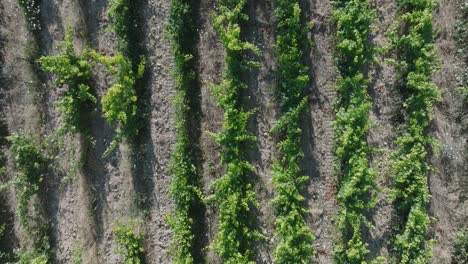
[454,2,468,99]
[108,0,144,68]
[455,2,468,53]
[103,0,146,156]
[0,224,12,263]
[16,252,48,264]
[451,228,468,263]
[332,0,378,263]
[8,133,48,228]
[388,0,440,262]
[38,30,96,134]
[90,51,145,157]
[113,220,145,264]
[271,1,315,263]
[108,0,132,51]
[166,0,202,263]
[209,0,262,263]
[8,133,51,262]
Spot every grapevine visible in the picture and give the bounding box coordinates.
[388,0,440,262]
[332,0,378,262]
[167,0,203,263]
[209,0,262,262]
[38,30,96,134]
[271,1,315,263]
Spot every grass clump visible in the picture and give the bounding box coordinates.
[271,0,315,263]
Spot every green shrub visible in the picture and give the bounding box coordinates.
[388,0,440,262]
[332,0,378,263]
[166,0,202,263]
[208,0,262,263]
[113,220,145,264]
[38,30,96,134]
[271,1,315,263]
